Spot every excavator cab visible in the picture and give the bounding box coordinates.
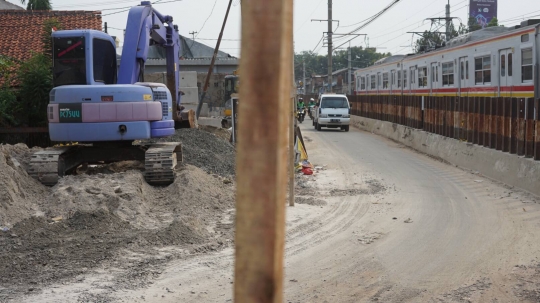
[52,30,117,87]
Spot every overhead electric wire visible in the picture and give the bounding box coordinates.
[367,2,468,52]
[295,0,325,33]
[331,0,402,51]
[195,0,219,38]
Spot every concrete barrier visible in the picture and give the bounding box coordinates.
[351,115,540,196]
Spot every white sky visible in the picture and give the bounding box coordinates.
[7,0,540,59]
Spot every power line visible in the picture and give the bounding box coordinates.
[100,0,184,16]
[331,0,402,51]
[196,0,219,38]
[295,0,325,34]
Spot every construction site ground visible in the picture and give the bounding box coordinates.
[1,121,540,302]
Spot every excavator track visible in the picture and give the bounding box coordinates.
[144,142,182,186]
[27,143,182,187]
[28,147,74,186]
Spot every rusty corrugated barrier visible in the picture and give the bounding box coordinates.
[0,127,52,148]
[536,99,540,161]
[525,98,535,158]
[347,94,539,162]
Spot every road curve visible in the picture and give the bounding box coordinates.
[27,121,540,303]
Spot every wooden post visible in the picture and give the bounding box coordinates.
[234,0,293,302]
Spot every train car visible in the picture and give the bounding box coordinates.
[355,20,540,99]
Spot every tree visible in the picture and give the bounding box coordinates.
[41,18,62,61]
[17,53,52,126]
[20,0,51,10]
[294,47,390,82]
[414,31,445,53]
[0,56,19,127]
[468,17,482,32]
[487,17,499,28]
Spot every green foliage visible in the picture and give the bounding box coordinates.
[0,56,19,127]
[20,0,51,10]
[414,31,445,53]
[294,47,391,81]
[41,18,62,61]
[487,17,499,28]
[468,17,482,32]
[16,53,52,126]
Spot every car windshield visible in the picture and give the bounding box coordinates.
[321,97,348,108]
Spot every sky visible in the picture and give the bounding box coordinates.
[6,0,540,59]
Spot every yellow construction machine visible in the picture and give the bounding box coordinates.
[221,71,239,128]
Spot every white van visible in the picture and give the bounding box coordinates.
[313,94,351,132]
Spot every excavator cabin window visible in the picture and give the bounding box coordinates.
[93,38,117,84]
[53,37,87,87]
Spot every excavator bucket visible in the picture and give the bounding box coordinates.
[175,109,198,129]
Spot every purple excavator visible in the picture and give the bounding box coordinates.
[28,1,190,186]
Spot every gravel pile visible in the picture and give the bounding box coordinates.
[146,128,236,177]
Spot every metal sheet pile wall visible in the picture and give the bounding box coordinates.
[348,94,540,161]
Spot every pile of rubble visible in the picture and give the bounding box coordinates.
[0,128,236,298]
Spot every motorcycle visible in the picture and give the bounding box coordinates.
[307,105,315,120]
[296,107,306,123]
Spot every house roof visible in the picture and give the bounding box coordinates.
[0,0,23,10]
[0,10,102,62]
[145,35,236,60]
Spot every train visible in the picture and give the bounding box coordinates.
[354,20,540,99]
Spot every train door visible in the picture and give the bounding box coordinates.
[409,66,416,93]
[430,62,438,95]
[458,57,469,96]
[498,49,513,96]
[377,72,381,94]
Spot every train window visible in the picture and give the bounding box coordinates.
[383,73,389,89]
[466,61,469,80]
[432,66,436,82]
[397,71,402,88]
[461,62,464,80]
[436,66,439,83]
[442,62,454,86]
[474,55,491,84]
[418,67,428,87]
[508,54,513,77]
[522,48,533,82]
[410,69,415,84]
[501,54,506,77]
[521,34,529,43]
[370,75,376,89]
[361,77,366,90]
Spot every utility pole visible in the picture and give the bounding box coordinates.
[196,0,233,119]
[348,42,351,95]
[445,0,451,41]
[303,60,306,95]
[189,31,198,40]
[327,0,333,93]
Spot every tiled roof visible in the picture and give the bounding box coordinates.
[0,10,102,62]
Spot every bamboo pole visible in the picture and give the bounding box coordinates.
[234,0,293,302]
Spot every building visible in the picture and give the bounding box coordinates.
[0,9,101,63]
[131,35,239,108]
[307,67,360,95]
[0,0,23,10]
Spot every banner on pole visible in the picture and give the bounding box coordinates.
[470,0,498,28]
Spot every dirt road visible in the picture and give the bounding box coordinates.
[21,123,540,302]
